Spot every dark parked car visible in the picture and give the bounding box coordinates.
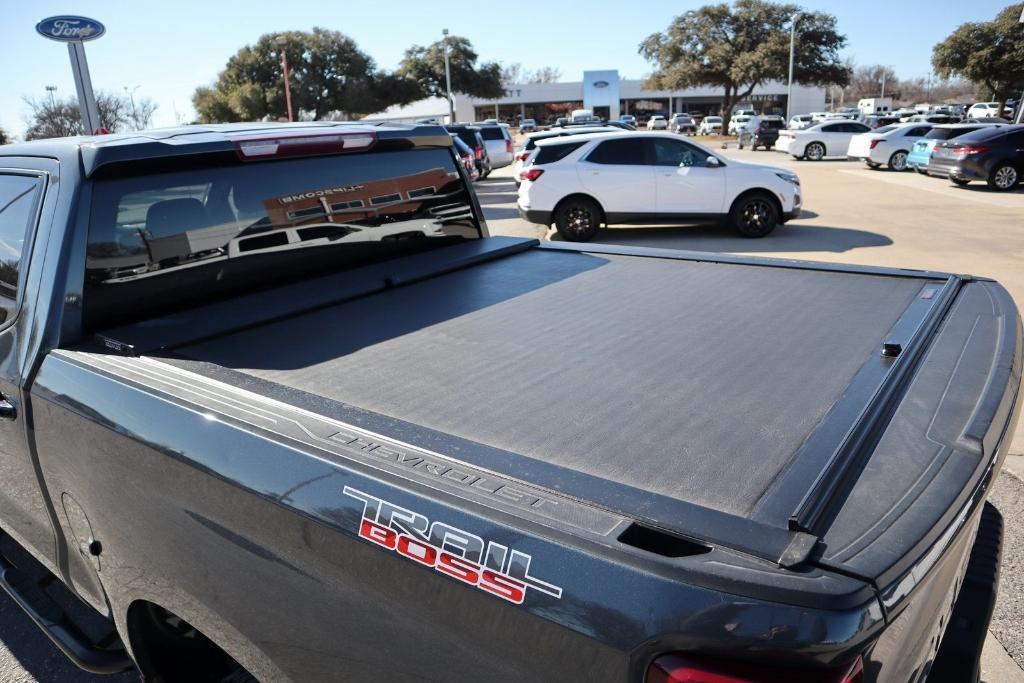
[928,125,1024,190]
[446,124,492,178]
[737,115,786,150]
[451,134,479,181]
[862,114,902,129]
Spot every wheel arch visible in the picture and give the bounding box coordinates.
[804,140,826,158]
[553,193,608,225]
[728,187,783,219]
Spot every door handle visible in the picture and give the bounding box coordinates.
[0,394,15,420]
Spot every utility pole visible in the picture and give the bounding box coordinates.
[880,70,886,98]
[786,13,800,122]
[275,35,294,122]
[442,29,454,124]
[124,85,139,127]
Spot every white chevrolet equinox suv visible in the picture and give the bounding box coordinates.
[517,132,802,241]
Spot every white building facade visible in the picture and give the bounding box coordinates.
[363,70,826,125]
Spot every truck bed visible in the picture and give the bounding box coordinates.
[175,246,923,518]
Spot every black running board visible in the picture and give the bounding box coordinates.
[928,501,1004,683]
[0,556,133,674]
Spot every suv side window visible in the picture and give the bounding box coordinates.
[651,139,712,167]
[0,174,43,305]
[586,139,647,165]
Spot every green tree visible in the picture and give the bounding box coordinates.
[398,36,504,101]
[639,0,848,130]
[0,127,8,145]
[193,28,418,122]
[932,3,1024,116]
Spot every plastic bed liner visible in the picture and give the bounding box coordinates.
[176,247,926,518]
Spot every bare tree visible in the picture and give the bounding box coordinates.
[0,127,9,145]
[24,92,133,140]
[501,63,524,85]
[526,66,562,84]
[126,97,158,130]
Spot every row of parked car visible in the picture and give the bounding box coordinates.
[445,122,515,181]
[777,119,1023,191]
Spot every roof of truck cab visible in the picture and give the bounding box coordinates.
[0,121,453,176]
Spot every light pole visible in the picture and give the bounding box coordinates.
[45,85,57,107]
[124,85,140,126]
[880,70,886,98]
[275,35,294,122]
[442,29,454,124]
[786,13,801,122]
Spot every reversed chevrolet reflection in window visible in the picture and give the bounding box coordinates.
[86,149,478,287]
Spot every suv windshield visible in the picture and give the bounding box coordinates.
[85,147,481,330]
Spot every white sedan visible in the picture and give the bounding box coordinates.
[647,115,668,130]
[846,122,934,171]
[775,120,872,160]
[698,116,723,135]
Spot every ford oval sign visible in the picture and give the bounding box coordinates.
[593,80,609,88]
[36,16,106,42]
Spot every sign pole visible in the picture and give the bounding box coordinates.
[67,40,101,133]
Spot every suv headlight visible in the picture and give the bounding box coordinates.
[776,171,800,186]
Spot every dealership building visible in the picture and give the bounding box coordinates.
[364,69,827,124]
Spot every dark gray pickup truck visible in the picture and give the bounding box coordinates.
[0,123,1018,683]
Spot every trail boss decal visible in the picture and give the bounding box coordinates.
[344,486,563,604]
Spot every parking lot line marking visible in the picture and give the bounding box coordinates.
[838,169,1024,209]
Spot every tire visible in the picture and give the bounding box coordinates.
[951,177,970,186]
[730,193,779,238]
[866,161,881,169]
[888,150,909,171]
[987,164,1019,191]
[805,142,825,161]
[554,197,602,242]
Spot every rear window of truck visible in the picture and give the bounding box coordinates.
[84,147,481,330]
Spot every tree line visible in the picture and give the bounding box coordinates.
[7,2,1022,141]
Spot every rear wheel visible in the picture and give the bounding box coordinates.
[554,197,602,242]
[804,142,825,161]
[730,193,778,238]
[987,164,1019,191]
[888,150,909,171]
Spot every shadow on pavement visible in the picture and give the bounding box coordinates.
[550,222,893,254]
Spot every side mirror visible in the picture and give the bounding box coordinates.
[706,156,722,167]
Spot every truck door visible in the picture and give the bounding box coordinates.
[0,166,60,572]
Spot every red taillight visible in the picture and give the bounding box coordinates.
[646,654,863,683]
[475,145,483,159]
[869,139,882,150]
[233,129,376,159]
[519,168,544,182]
[506,139,514,153]
[955,145,988,155]
[516,152,531,161]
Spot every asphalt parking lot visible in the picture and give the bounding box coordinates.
[484,144,1024,682]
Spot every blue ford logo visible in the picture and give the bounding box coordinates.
[36,16,106,42]
[593,80,609,88]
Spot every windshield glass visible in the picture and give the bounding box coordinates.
[85,148,481,330]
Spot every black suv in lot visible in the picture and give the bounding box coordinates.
[929,124,1024,190]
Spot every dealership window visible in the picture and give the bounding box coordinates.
[370,193,402,206]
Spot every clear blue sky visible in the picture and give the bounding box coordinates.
[1,0,1014,138]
